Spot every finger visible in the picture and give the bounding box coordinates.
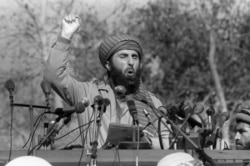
[69,14,78,21]
[63,15,71,23]
[63,15,74,22]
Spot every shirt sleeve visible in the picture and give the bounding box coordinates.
[43,36,90,106]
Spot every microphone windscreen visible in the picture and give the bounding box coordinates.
[206,108,215,116]
[81,97,90,107]
[40,80,51,95]
[75,98,90,113]
[188,114,202,128]
[94,95,103,105]
[158,106,168,115]
[114,85,127,96]
[127,99,138,125]
[127,100,137,113]
[103,98,110,106]
[5,79,15,92]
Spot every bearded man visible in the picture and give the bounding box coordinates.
[44,15,169,150]
[234,109,250,150]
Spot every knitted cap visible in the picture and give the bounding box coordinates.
[157,152,195,166]
[98,35,143,67]
[235,109,250,125]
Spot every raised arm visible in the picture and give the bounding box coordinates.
[43,15,85,106]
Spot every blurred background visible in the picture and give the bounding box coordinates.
[1,0,250,150]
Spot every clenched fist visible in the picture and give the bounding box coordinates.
[61,15,80,40]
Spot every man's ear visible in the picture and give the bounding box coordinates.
[105,61,111,71]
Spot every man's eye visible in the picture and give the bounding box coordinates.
[132,55,139,59]
[238,130,244,134]
[119,54,126,58]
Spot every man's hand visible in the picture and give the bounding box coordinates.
[61,15,80,40]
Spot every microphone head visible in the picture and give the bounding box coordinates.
[94,95,104,105]
[114,85,127,97]
[206,107,215,116]
[81,97,90,107]
[5,79,15,92]
[75,99,90,114]
[188,114,203,128]
[158,106,168,115]
[178,104,192,119]
[127,99,138,125]
[103,98,110,106]
[40,80,51,95]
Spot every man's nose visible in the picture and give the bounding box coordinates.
[235,132,240,140]
[127,56,134,66]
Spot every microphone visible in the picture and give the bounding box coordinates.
[92,95,104,112]
[127,96,139,126]
[33,115,72,152]
[5,79,15,97]
[54,98,89,117]
[142,106,168,130]
[94,95,103,105]
[40,80,51,97]
[114,86,139,125]
[40,80,51,110]
[114,85,127,97]
[142,109,158,131]
[168,105,202,128]
[206,107,215,132]
[158,106,169,116]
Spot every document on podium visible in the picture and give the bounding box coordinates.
[103,123,143,148]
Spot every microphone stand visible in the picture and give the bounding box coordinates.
[27,115,71,155]
[87,102,99,166]
[153,108,218,166]
[93,105,105,166]
[7,89,14,162]
[168,112,192,150]
[87,97,107,166]
[10,102,50,156]
[142,101,218,166]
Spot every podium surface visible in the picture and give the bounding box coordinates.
[0,149,250,166]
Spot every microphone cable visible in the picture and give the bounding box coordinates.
[77,110,95,166]
[22,112,45,149]
[112,147,122,166]
[135,123,140,166]
[53,120,94,141]
[168,111,192,150]
[27,115,72,155]
[27,112,46,153]
[157,117,164,149]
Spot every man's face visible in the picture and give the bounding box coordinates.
[235,122,250,150]
[107,49,141,93]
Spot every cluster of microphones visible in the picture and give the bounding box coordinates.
[4,79,227,155]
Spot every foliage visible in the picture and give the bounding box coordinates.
[1,0,250,150]
[122,0,250,112]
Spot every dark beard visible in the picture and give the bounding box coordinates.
[109,65,141,94]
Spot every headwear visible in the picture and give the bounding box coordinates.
[6,156,52,166]
[98,35,143,68]
[235,109,250,125]
[157,152,195,166]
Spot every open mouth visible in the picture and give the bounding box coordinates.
[235,141,243,149]
[125,68,135,76]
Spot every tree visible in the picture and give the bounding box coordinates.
[121,0,250,148]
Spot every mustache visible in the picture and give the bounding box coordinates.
[124,67,135,73]
[236,139,243,146]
